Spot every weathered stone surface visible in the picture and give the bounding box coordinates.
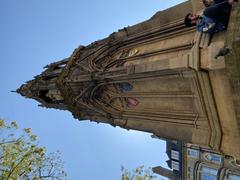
[18,0,240,159]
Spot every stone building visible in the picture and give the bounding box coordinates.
[153,140,184,180]
[18,0,240,166]
[153,140,240,180]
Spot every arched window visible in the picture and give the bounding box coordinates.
[228,174,240,180]
[204,153,222,164]
[39,90,52,103]
[224,171,240,180]
[199,165,218,180]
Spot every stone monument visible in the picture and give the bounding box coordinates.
[18,0,240,160]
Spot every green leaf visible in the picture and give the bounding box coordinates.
[0,119,5,127]
[23,128,32,134]
[0,119,67,180]
[30,135,37,141]
[120,166,156,180]
[10,121,18,129]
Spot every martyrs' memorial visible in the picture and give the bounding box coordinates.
[18,0,240,160]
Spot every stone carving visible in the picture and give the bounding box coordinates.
[17,0,240,160]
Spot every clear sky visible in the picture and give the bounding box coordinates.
[0,0,186,179]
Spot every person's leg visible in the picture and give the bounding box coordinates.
[203,0,237,7]
[204,1,232,20]
[214,0,227,4]
[205,0,238,28]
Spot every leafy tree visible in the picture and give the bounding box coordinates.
[121,166,157,180]
[0,119,67,180]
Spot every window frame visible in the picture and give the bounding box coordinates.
[187,148,199,159]
[198,164,219,180]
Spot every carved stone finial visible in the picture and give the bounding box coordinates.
[16,82,33,98]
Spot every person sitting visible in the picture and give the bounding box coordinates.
[184,0,238,34]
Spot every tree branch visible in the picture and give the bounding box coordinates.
[6,151,33,180]
[0,137,22,146]
[19,160,33,177]
[0,140,18,146]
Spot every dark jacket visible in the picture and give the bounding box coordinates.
[197,1,232,33]
[204,1,232,27]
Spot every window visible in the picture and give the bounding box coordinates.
[171,160,179,171]
[205,154,222,164]
[188,149,199,158]
[171,150,179,160]
[228,174,240,180]
[200,166,218,180]
[187,166,194,180]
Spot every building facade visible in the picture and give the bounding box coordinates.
[153,140,240,180]
[185,144,240,180]
[18,0,240,164]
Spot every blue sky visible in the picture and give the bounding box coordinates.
[0,0,185,179]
